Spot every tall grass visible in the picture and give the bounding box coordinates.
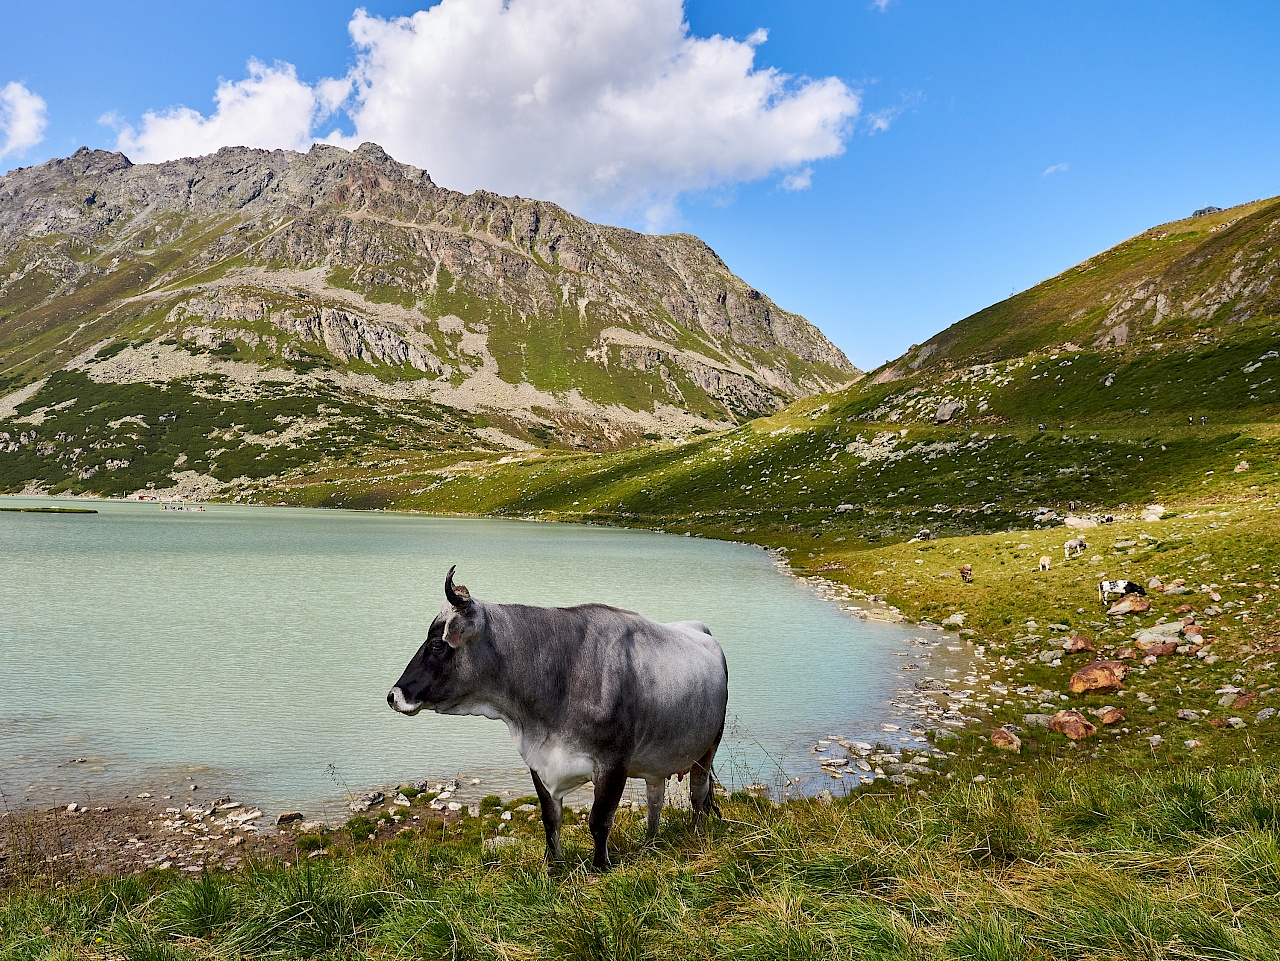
[5,759,1280,959]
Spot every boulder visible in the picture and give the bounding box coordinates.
[1063,634,1094,653]
[1117,648,1138,660]
[1108,594,1151,615]
[1139,641,1178,657]
[1257,708,1276,724]
[1069,660,1127,694]
[1176,709,1200,721]
[349,791,384,813]
[1141,504,1166,522]
[935,401,964,424]
[1233,691,1259,711]
[1089,706,1126,725]
[1049,710,1098,740]
[1064,515,1098,530]
[276,811,304,825]
[989,728,1022,753]
[1134,620,1185,639]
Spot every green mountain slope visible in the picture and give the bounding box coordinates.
[251,195,1278,538]
[0,143,856,497]
[879,198,1280,379]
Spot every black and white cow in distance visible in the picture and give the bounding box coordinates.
[1098,579,1147,604]
[387,567,729,870]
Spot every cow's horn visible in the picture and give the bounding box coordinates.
[445,565,471,607]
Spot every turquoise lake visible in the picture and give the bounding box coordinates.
[0,497,952,817]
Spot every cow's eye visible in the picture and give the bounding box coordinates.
[430,639,448,655]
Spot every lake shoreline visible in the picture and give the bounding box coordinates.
[1,493,985,824]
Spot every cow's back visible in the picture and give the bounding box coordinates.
[491,603,727,779]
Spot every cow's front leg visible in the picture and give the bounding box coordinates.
[589,764,628,871]
[530,769,564,865]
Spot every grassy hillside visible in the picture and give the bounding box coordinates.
[883,198,1280,377]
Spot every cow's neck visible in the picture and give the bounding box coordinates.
[466,603,568,733]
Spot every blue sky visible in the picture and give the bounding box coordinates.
[2,1,1277,370]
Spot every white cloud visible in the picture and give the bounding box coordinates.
[107,0,859,223]
[780,167,813,191]
[865,107,896,134]
[870,0,895,11]
[0,81,49,163]
[1043,162,1070,176]
[113,60,334,163]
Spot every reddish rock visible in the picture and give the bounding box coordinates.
[1090,706,1126,725]
[1108,594,1151,615]
[1117,648,1138,660]
[1049,710,1098,740]
[1162,579,1187,592]
[989,728,1022,753]
[1064,634,1095,654]
[1208,717,1230,728]
[1174,604,1194,614]
[1069,660,1127,694]
[1234,692,1259,710]
[1183,624,1204,637]
[1142,641,1178,657]
[1181,615,1196,625]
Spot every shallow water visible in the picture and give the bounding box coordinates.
[0,497,956,816]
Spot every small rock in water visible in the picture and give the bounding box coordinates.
[349,791,384,813]
[277,812,304,825]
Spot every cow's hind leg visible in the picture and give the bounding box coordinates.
[530,769,564,866]
[689,741,722,832]
[644,777,666,842]
[589,764,628,871]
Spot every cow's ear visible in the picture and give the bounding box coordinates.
[444,607,477,647]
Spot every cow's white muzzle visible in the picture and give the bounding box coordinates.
[387,686,425,715]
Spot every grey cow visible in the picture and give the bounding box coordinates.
[388,567,728,870]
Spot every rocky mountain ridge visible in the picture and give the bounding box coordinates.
[0,143,856,497]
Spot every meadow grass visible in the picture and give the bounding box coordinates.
[5,759,1280,959]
